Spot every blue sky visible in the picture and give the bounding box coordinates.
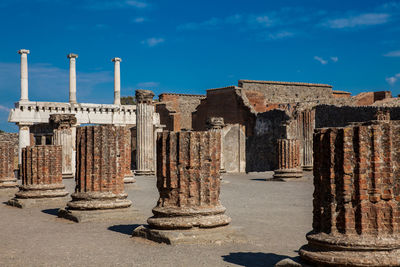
[1,0,400,132]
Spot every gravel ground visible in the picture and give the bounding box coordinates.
[0,172,313,267]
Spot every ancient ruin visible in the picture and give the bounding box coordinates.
[299,110,400,266]
[273,139,302,179]
[133,131,233,244]
[8,145,68,208]
[58,125,132,222]
[0,142,18,192]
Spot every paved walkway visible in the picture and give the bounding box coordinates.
[0,172,313,267]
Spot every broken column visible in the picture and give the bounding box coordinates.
[133,131,232,244]
[122,127,135,183]
[0,142,18,192]
[18,49,30,103]
[58,125,132,222]
[135,89,155,176]
[68,53,78,104]
[299,111,400,266]
[273,139,302,179]
[299,109,314,171]
[50,114,77,179]
[8,145,68,208]
[207,117,226,173]
[112,57,121,105]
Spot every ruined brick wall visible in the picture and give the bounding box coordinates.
[0,142,15,180]
[353,91,393,106]
[332,90,351,98]
[0,133,18,169]
[238,80,333,103]
[156,131,221,208]
[315,105,400,128]
[75,126,125,194]
[313,118,400,235]
[21,145,63,185]
[192,87,256,136]
[157,93,205,131]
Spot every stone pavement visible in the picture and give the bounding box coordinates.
[0,172,313,267]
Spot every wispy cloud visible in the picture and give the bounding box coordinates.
[323,13,390,29]
[85,0,148,10]
[267,31,294,40]
[0,105,10,113]
[384,50,400,57]
[137,81,159,88]
[386,73,400,85]
[133,17,146,23]
[141,37,165,47]
[314,56,328,65]
[330,56,339,62]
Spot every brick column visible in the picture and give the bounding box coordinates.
[58,125,132,222]
[50,114,77,179]
[122,127,135,183]
[8,145,68,208]
[0,142,18,191]
[299,111,400,266]
[273,139,302,179]
[298,109,314,171]
[207,117,226,173]
[133,131,232,244]
[135,89,155,176]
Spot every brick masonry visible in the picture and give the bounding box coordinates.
[299,112,400,266]
[0,142,18,189]
[147,131,231,230]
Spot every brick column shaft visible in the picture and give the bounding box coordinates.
[0,142,17,189]
[273,139,302,179]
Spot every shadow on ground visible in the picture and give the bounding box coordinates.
[108,224,141,236]
[222,252,300,267]
[250,178,285,182]
[42,208,59,216]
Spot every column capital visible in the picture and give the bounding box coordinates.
[67,53,78,59]
[18,49,30,55]
[112,57,122,62]
[135,90,155,103]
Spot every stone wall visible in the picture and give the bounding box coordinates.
[157,93,205,131]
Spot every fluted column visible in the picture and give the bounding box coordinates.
[135,89,155,176]
[133,131,232,244]
[299,110,400,266]
[0,142,18,190]
[273,139,302,179]
[18,49,30,103]
[112,57,121,105]
[67,53,78,104]
[207,117,226,173]
[50,114,77,179]
[8,145,68,208]
[58,125,132,222]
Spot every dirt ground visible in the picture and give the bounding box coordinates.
[0,171,314,267]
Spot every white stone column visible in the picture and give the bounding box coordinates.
[18,49,30,103]
[135,90,155,176]
[207,117,226,173]
[67,53,78,104]
[112,57,121,105]
[18,123,31,165]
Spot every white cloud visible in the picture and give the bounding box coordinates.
[0,105,10,112]
[314,56,328,65]
[136,81,159,88]
[133,17,146,23]
[386,73,400,85]
[330,56,339,62]
[384,50,400,57]
[85,0,148,10]
[255,16,273,27]
[267,31,294,40]
[141,37,165,47]
[324,13,390,29]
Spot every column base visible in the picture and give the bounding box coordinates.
[134,170,155,176]
[148,205,231,229]
[15,184,69,199]
[273,168,303,179]
[0,178,18,189]
[58,206,136,223]
[7,196,69,209]
[302,165,313,171]
[220,168,226,174]
[299,232,400,266]
[124,175,136,184]
[65,192,132,210]
[133,225,242,245]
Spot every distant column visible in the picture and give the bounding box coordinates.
[135,90,155,176]
[207,117,226,173]
[273,139,302,179]
[18,49,30,103]
[67,53,78,104]
[112,57,121,105]
[18,123,31,166]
